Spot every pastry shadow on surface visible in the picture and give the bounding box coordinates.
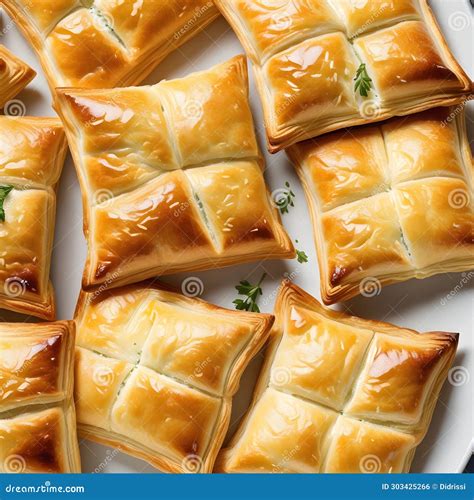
[79,438,158,474]
[142,18,233,86]
[4,86,43,111]
[466,105,474,151]
[0,308,42,323]
[342,271,474,322]
[161,258,297,305]
[410,351,466,473]
[225,349,265,445]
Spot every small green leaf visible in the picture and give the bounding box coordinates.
[233,273,267,313]
[294,240,308,264]
[296,250,309,264]
[0,185,14,222]
[233,299,248,311]
[354,63,373,98]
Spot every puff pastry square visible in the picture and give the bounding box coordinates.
[55,56,294,291]
[0,45,36,109]
[74,280,273,473]
[288,106,474,304]
[2,0,219,91]
[216,283,458,473]
[215,0,473,152]
[0,117,68,319]
[0,321,81,473]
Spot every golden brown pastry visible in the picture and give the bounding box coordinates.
[215,0,473,152]
[287,107,474,304]
[55,56,294,291]
[74,280,274,473]
[0,45,35,109]
[2,0,219,91]
[0,321,81,473]
[216,282,458,473]
[0,117,68,319]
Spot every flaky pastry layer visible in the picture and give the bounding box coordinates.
[2,0,219,91]
[74,280,274,473]
[215,0,473,152]
[55,56,294,291]
[288,107,474,304]
[0,321,81,473]
[0,45,36,108]
[216,282,458,473]
[0,117,68,319]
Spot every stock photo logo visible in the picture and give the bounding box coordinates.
[93,189,115,207]
[2,454,26,473]
[270,367,292,387]
[359,99,382,119]
[448,11,472,32]
[3,99,26,116]
[183,99,204,121]
[448,366,470,387]
[181,454,204,474]
[359,455,382,474]
[271,182,295,214]
[448,188,470,210]
[359,277,382,298]
[92,366,116,387]
[271,10,292,31]
[3,277,27,298]
[181,277,204,298]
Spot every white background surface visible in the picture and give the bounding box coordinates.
[0,0,472,474]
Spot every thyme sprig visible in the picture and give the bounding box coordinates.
[233,273,267,313]
[354,63,373,97]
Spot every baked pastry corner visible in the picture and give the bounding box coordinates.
[288,106,474,304]
[0,116,69,319]
[0,321,81,473]
[215,0,473,152]
[216,282,458,473]
[0,44,35,109]
[74,280,274,473]
[2,0,219,91]
[55,55,294,291]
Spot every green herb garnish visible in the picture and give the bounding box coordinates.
[233,273,267,313]
[0,185,13,222]
[354,63,373,97]
[295,240,309,264]
[276,182,295,214]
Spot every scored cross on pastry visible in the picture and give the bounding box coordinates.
[0,322,81,473]
[215,0,472,152]
[216,283,459,473]
[55,56,294,291]
[2,0,219,91]
[0,117,69,319]
[74,280,274,473]
[0,45,36,109]
[288,106,474,305]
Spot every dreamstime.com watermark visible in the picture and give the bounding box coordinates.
[4,481,85,494]
[440,95,473,127]
[94,449,119,473]
[174,2,213,41]
[86,270,121,304]
[440,271,474,306]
